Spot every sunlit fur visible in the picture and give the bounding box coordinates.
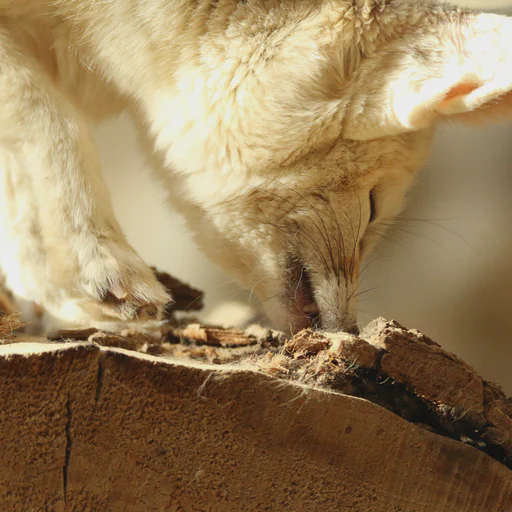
[1,0,512,332]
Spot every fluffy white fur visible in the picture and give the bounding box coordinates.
[1,0,512,333]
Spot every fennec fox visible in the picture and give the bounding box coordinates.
[1,0,512,334]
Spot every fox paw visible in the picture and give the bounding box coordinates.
[73,240,171,322]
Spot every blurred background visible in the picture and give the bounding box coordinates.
[96,0,512,393]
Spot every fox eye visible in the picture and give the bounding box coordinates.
[369,188,377,224]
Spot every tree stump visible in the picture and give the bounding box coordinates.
[0,271,510,511]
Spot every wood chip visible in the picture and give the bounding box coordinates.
[152,268,204,315]
[47,328,99,341]
[168,323,257,348]
[285,330,330,357]
[0,314,24,339]
[88,331,144,351]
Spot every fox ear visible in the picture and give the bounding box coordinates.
[343,12,512,140]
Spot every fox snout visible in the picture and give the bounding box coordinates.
[283,255,360,335]
[210,180,377,337]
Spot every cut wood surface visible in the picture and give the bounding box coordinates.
[1,341,511,512]
[40,316,512,471]
[0,270,511,511]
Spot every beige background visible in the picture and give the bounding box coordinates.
[96,0,512,393]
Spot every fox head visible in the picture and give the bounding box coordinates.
[153,0,512,334]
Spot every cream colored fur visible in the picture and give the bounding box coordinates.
[1,0,512,333]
